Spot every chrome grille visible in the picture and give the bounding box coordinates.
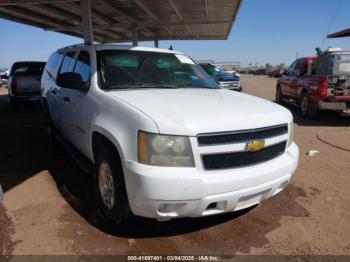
[202,141,287,170]
[197,124,288,146]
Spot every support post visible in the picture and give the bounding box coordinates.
[81,0,93,45]
[154,39,159,48]
[132,27,138,46]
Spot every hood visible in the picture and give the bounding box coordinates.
[109,88,292,136]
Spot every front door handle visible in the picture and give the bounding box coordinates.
[63,96,70,103]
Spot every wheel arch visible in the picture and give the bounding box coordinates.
[90,128,125,165]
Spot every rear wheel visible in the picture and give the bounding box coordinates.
[94,145,131,226]
[301,92,317,118]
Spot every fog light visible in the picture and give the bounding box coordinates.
[158,203,167,212]
[157,203,186,215]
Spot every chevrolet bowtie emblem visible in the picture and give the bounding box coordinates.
[246,140,265,152]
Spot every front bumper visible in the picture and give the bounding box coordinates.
[124,143,299,219]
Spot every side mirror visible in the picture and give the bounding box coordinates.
[282,69,289,76]
[56,72,89,91]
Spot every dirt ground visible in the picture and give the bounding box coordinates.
[0,75,349,256]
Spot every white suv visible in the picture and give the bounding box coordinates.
[41,44,299,224]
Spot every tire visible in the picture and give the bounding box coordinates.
[94,145,131,226]
[275,85,284,105]
[301,92,317,118]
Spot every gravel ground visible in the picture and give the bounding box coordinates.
[0,75,349,255]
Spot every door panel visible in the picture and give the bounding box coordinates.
[290,59,305,99]
[280,60,297,97]
[280,75,291,97]
[55,51,77,138]
[60,50,91,156]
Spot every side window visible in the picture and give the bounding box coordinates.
[73,51,91,82]
[45,52,63,79]
[287,60,297,74]
[59,52,76,74]
[293,59,302,76]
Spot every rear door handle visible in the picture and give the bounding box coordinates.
[63,96,70,103]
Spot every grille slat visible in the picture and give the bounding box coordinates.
[198,124,288,146]
[202,141,287,170]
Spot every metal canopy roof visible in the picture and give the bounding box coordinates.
[327,28,350,38]
[0,0,242,43]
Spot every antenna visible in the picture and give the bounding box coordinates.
[321,0,343,48]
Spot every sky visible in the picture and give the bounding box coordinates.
[0,0,350,69]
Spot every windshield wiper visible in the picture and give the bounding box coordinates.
[108,83,180,90]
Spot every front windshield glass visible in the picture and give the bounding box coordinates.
[213,67,231,77]
[204,65,229,77]
[97,50,218,90]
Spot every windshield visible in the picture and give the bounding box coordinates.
[11,62,46,76]
[97,50,218,90]
[201,64,232,77]
[212,67,230,77]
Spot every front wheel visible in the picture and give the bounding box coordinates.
[301,93,317,118]
[94,146,131,226]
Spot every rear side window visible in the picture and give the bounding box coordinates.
[10,62,46,76]
[45,52,63,79]
[73,51,91,82]
[59,52,76,74]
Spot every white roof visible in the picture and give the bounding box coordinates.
[59,43,184,54]
[94,44,183,54]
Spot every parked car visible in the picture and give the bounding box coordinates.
[42,44,298,225]
[268,69,283,78]
[254,69,268,75]
[232,70,240,78]
[8,61,46,108]
[199,63,242,91]
[0,70,9,87]
[276,48,350,118]
[0,76,7,87]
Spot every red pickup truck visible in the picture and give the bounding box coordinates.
[276,49,350,118]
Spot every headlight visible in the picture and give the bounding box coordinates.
[287,123,294,147]
[138,131,195,167]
